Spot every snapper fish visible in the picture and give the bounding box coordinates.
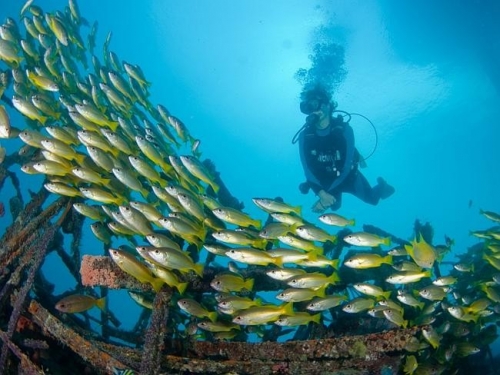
[252,198,301,215]
[212,206,261,229]
[404,234,437,269]
[343,232,390,247]
[344,253,393,269]
[318,213,355,227]
[232,302,294,326]
[210,273,254,292]
[109,248,164,292]
[56,294,105,313]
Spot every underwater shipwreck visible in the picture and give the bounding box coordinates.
[1,1,500,374]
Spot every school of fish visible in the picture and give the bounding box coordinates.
[2,1,500,373]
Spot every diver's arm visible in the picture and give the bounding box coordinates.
[326,124,355,193]
[298,132,324,193]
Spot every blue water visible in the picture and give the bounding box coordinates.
[1,0,500,358]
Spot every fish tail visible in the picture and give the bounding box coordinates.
[349,219,356,226]
[330,259,340,269]
[108,120,119,132]
[382,291,392,300]
[193,263,204,278]
[253,238,268,250]
[74,153,86,165]
[383,237,391,246]
[140,187,149,200]
[312,313,321,324]
[158,178,168,188]
[210,181,220,194]
[402,319,408,328]
[208,311,218,323]
[308,249,320,261]
[38,115,48,125]
[273,257,283,268]
[316,286,326,298]
[384,255,393,265]
[245,277,254,291]
[252,218,262,230]
[95,297,106,311]
[283,302,294,316]
[151,277,164,292]
[176,282,188,295]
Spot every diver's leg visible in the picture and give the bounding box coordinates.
[348,172,381,205]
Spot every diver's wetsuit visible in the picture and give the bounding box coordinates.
[298,115,384,210]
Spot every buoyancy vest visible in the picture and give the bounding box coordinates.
[300,117,359,192]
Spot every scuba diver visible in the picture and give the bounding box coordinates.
[295,85,395,212]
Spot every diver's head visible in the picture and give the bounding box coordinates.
[299,85,336,115]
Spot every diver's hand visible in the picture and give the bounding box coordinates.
[312,190,336,212]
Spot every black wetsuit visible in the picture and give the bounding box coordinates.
[298,115,383,210]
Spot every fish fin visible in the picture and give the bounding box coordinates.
[208,311,218,323]
[140,188,149,200]
[210,181,220,194]
[253,238,268,250]
[38,115,48,125]
[151,277,164,292]
[74,153,86,165]
[330,259,340,269]
[245,278,254,291]
[108,121,119,132]
[283,302,294,316]
[327,234,337,243]
[312,313,321,324]
[176,282,188,295]
[194,263,204,278]
[252,219,262,230]
[316,286,326,298]
[307,249,320,261]
[95,297,106,311]
[273,257,283,268]
[384,255,393,265]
